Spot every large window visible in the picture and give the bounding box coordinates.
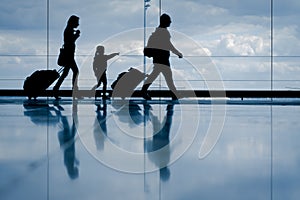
[0,0,299,90]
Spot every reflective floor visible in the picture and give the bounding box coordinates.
[0,97,300,200]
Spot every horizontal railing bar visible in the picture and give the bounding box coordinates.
[1,54,300,58]
[0,89,299,98]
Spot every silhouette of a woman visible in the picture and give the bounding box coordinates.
[54,15,81,99]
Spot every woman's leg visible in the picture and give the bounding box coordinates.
[70,60,79,90]
[54,67,70,91]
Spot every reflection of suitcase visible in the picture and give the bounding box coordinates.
[111,68,146,99]
[23,68,63,99]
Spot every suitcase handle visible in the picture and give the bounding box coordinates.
[57,67,64,74]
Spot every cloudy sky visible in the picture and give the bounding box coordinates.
[0,0,299,89]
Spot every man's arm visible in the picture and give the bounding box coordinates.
[165,29,182,58]
[169,43,183,58]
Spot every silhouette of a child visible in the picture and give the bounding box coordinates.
[91,45,119,98]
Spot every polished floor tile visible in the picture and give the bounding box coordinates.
[1,98,300,200]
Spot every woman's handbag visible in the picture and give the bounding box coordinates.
[57,46,66,66]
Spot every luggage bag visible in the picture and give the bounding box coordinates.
[23,68,63,100]
[111,68,146,99]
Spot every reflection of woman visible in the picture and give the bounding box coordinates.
[23,103,60,126]
[57,102,79,179]
[53,15,81,99]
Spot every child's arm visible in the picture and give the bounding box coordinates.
[106,52,120,60]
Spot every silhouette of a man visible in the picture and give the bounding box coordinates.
[147,104,174,182]
[53,15,81,99]
[142,14,183,100]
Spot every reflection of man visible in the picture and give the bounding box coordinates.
[112,100,145,127]
[147,104,174,181]
[93,102,107,151]
[57,101,79,179]
[142,13,183,100]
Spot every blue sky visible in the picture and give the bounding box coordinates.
[0,0,300,89]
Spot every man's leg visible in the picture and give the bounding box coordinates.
[161,65,179,100]
[141,65,161,100]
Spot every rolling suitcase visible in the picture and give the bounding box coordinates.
[23,67,63,100]
[111,68,146,99]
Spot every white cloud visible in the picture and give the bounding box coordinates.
[108,1,141,15]
[274,25,300,56]
[217,33,265,56]
[0,32,45,55]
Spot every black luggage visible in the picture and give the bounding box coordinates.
[111,68,146,99]
[23,68,62,99]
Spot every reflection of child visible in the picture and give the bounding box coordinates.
[91,45,119,98]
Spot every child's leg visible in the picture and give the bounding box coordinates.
[102,74,108,97]
[92,74,102,90]
[96,75,102,88]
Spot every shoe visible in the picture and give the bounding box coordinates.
[142,92,151,100]
[72,92,84,100]
[172,96,178,100]
[171,91,182,100]
[91,86,97,91]
[102,95,110,100]
[55,96,61,100]
[72,86,79,91]
[53,89,61,100]
[73,88,84,100]
[74,95,84,100]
